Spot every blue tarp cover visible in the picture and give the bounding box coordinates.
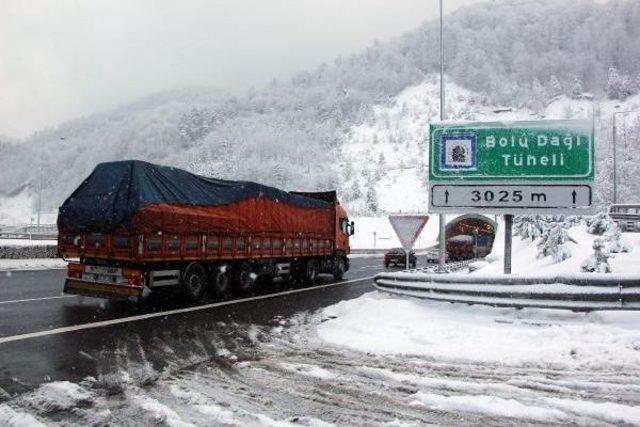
[58,160,328,232]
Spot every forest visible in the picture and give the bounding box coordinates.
[0,0,639,219]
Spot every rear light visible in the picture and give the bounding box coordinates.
[123,268,144,287]
[67,263,84,279]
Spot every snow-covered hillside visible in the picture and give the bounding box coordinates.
[2,0,640,224]
[340,77,640,215]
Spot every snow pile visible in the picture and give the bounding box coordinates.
[475,222,640,276]
[19,381,94,413]
[317,291,640,368]
[0,405,46,427]
[410,392,567,423]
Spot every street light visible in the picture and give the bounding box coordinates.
[612,109,640,204]
[437,0,447,272]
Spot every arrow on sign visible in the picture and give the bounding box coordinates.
[444,190,449,204]
[572,190,577,204]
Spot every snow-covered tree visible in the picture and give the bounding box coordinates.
[365,176,378,215]
[548,75,563,98]
[606,67,635,100]
[513,216,545,240]
[586,212,615,235]
[569,76,584,99]
[581,238,611,273]
[604,224,631,253]
[537,224,574,263]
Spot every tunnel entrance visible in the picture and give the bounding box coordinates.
[444,214,497,260]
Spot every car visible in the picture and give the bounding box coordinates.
[425,248,449,264]
[384,248,417,268]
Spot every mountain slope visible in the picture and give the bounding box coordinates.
[1,0,639,223]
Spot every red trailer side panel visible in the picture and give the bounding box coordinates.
[132,197,334,238]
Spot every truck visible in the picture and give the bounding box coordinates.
[57,160,354,302]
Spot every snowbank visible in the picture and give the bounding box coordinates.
[317,291,640,368]
[475,224,640,275]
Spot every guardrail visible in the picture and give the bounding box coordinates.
[609,204,640,232]
[0,233,57,241]
[374,271,640,311]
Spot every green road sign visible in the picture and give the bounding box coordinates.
[429,119,593,181]
[428,119,595,213]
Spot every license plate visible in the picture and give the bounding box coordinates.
[85,265,122,276]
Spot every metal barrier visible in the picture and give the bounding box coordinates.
[374,271,640,311]
[0,233,57,241]
[609,204,640,232]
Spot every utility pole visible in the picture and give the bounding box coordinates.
[437,0,447,272]
[612,110,640,204]
[37,139,44,228]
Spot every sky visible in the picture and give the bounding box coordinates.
[0,0,482,139]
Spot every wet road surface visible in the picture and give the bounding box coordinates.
[0,256,386,393]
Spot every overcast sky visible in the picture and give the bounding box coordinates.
[1,0,482,138]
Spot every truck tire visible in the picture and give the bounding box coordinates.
[333,258,345,281]
[304,259,319,283]
[181,262,207,302]
[211,266,231,297]
[234,262,256,295]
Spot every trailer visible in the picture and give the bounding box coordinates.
[57,160,354,302]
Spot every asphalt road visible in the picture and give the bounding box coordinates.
[0,256,388,394]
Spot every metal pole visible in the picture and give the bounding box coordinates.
[612,113,617,204]
[37,139,44,227]
[406,249,410,270]
[437,0,447,272]
[504,214,512,274]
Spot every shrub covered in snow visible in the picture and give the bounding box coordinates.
[586,212,615,235]
[604,224,631,253]
[513,216,545,240]
[581,238,611,273]
[537,224,574,263]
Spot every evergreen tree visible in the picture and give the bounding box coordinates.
[570,76,584,99]
[537,224,573,263]
[548,75,563,98]
[581,238,611,273]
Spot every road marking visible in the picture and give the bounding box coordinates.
[0,295,76,305]
[0,276,375,345]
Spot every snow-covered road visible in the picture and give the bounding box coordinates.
[2,292,639,426]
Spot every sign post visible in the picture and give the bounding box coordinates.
[388,215,429,270]
[427,119,594,274]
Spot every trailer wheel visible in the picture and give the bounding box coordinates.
[211,266,231,297]
[181,262,207,301]
[333,258,345,281]
[234,262,256,295]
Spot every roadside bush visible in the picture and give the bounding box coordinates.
[581,238,611,273]
[604,224,631,253]
[586,212,615,235]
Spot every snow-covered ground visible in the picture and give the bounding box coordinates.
[3,303,640,427]
[476,222,640,276]
[0,258,68,271]
[0,238,57,247]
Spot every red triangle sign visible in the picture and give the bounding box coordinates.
[388,215,429,250]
